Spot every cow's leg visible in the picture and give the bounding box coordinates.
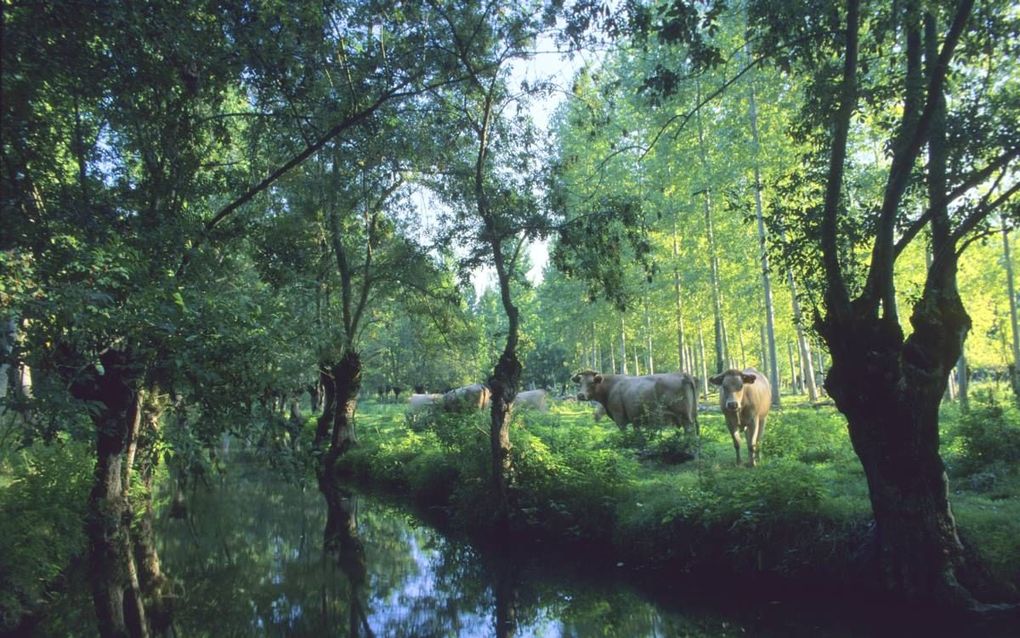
[729,423,742,465]
[755,416,767,466]
[747,417,761,467]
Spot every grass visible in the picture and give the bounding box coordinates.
[335,392,1020,594]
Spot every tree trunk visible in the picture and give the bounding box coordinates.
[132,394,170,634]
[608,329,617,373]
[1002,228,1020,403]
[697,321,709,399]
[787,340,797,394]
[326,351,361,465]
[314,365,335,451]
[697,79,726,376]
[748,77,782,406]
[644,294,654,374]
[795,336,806,394]
[821,305,985,604]
[956,353,969,411]
[72,349,149,638]
[672,217,689,372]
[488,329,520,523]
[0,315,14,401]
[786,264,819,401]
[619,315,628,375]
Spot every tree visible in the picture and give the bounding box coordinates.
[2,1,480,633]
[426,0,558,521]
[751,0,1020,604]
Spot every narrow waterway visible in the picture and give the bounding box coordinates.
[34,460,992,637]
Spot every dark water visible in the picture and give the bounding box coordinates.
[149,463,755,637]
[36,462,1006,637]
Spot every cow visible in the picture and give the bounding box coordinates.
[440,383,491,413]
[407,393,442,413]
[709,368,772,467]
[572,370,699,435]
[513,389,549,412]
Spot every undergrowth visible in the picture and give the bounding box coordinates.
[335,394,1020,591]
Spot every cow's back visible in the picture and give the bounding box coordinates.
[515,389,548,411]
[408,393,440,412]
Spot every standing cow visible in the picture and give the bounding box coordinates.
[709,368,772,467]
[513,389,549,412]
[572,370,699,435]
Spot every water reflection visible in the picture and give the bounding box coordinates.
[70,461,846,638]
[34,461,1018,637]
[135,462,733,637]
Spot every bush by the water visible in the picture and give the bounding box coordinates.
[0,439,92,631]
[335,394,1020,590]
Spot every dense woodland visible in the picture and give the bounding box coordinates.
[2,0,1020,636]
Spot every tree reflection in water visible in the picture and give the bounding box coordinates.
[319,478,372,637]
[41,460,833,636]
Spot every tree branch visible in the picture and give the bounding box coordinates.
[893,146,1020,258]
[861,0,974,311]
[820,0,860,322]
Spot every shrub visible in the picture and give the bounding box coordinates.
[950,394,1020,477]
[0,440,92,631]
[760,409,849,464]
[640,430,698,464]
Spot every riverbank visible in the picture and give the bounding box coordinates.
[330,396,1020,614]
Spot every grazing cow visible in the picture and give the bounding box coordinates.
[709,368,772,467]
[513,389,549,412]
[407,393,442,413]
[572,370,699,435]
[440,383,491,413]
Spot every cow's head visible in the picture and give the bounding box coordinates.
[709,370,757,412]
[571,370,603,401]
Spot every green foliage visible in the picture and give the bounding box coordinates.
[946,392,1020,480]
[760,408,851,464]
[338,400,1020,587]
[0,440,92,631]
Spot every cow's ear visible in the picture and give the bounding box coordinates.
[593,374,604,384]
[571,374,581,383]
[709,373,725,386]
[741,373,757,384]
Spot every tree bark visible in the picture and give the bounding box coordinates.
[696,79,726,375]
[697,321,709,399]
[1002,228,1020,403]
[748,75,782,406]
[71,349,149,638]
[619,314,628,375]
[787,340,798,394]
[672,217,689,372]
[956,353,969,411]
[644,294,654,374]
[132,393,170,634]
[325,351,361,465]
[488,309,520,523]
